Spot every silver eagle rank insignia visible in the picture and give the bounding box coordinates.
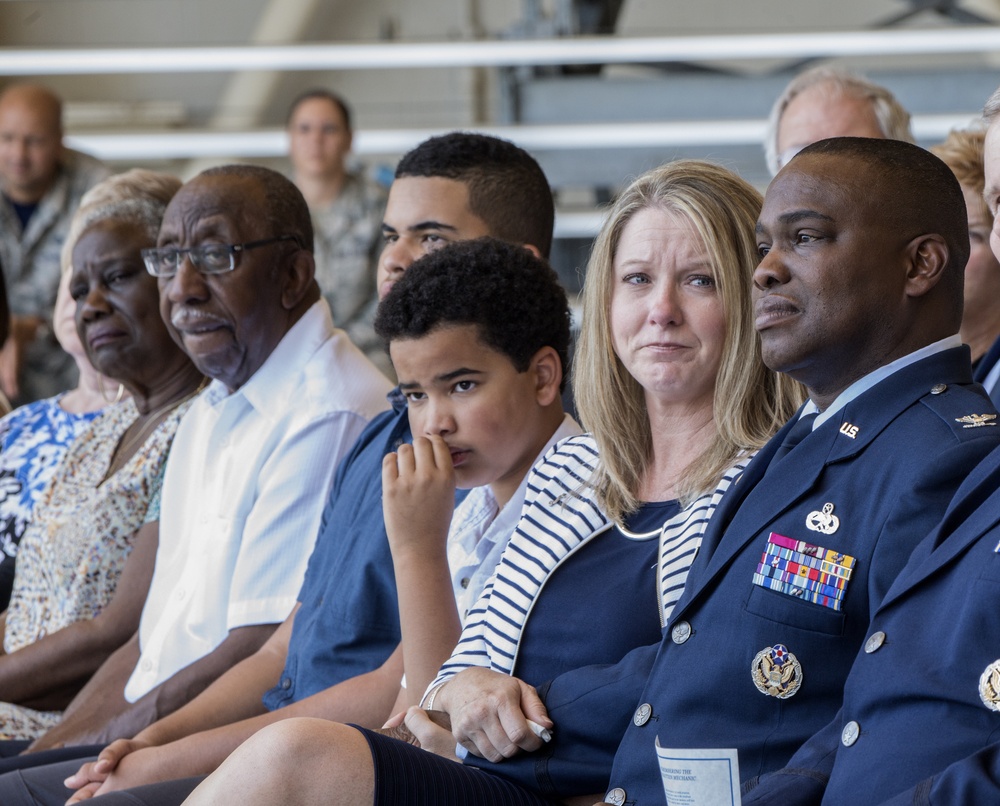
[955,414,998,429]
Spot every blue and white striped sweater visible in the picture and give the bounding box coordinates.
[427,434,751,696]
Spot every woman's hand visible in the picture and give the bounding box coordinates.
[436,668,553,763]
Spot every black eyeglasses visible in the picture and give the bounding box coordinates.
[142,235,303,278]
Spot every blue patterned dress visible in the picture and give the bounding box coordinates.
[0,395,102,610]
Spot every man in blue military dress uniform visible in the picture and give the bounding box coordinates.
[728,85,1000,806]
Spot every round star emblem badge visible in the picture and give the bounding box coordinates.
[751,643,803,699]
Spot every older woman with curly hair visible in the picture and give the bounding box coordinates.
[0,171,155,610]
[0,169,205,744]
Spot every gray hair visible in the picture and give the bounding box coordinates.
[764,66,914,175]
[983,85,1000,126]
[61,169,182,273]
[198,164,314,254]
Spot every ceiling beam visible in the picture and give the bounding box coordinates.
[64,113,978,161]
[3,27,1000,75]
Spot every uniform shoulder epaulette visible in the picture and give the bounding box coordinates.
[920,382,999,439]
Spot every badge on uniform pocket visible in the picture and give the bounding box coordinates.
[752,532,856,611]
[751,643,803,698]
[979,660,1000,711]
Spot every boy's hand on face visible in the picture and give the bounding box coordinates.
[382,436,457,560]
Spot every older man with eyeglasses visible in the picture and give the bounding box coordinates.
[0,164,391,761]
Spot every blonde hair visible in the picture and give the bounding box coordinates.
[931,127,990,222]
[61,169,182,274]
[574,160,803,522]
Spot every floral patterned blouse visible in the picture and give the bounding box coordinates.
[0,395,103,610]
[4,396,193,653]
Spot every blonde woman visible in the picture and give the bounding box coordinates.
[177,159,800,806]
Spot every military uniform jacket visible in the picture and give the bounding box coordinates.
[0,149,109,319]
[310,171,388,372]
[743,442,1000,806]
[0,149,109,401]
[502,347,999,805]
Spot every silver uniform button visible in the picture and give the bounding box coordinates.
[842,721,860,746]
[633,703,652,726]
[605,787,627,806]
[864,631,886,654]
[671,621,692,644]
[931,383,947,395]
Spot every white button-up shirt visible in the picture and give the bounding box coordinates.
[125,301,391,702]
